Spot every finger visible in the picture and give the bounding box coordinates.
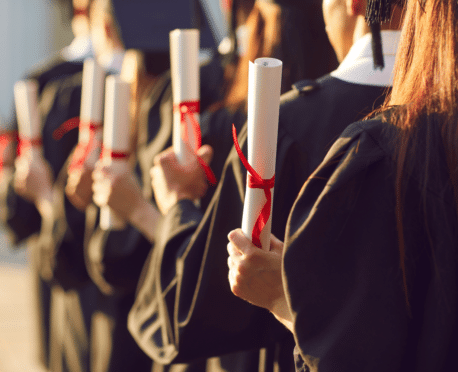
[150,166,161,184]
[92,168,110,182]
[227,229,256,255]
[227,256,235,271]
[227,242,242,257]
[153,147,175,166]
[197,144,213,165]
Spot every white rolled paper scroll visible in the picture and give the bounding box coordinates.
[241,58,282,250]
[170,29,200,165]
[14,79,42,156]
[99,75,131,231]
[78,58,105,166]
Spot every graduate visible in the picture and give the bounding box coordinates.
[198,0,338,209]
[228,0,458,370]
[4,1,127,371]
[86,1,221,371]
[0,1,93,370]
[128,0,403,369]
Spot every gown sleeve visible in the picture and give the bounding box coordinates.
[283,120,411,372]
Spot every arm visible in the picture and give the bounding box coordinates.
[92,161,161,243]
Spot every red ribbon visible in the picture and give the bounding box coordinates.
[100,146,129,160]
[174,101,217,186]
[17,137,43,157]
[52,117,80,141]
[232,124,275,249]
[65,118,102,171]
[222,0,232,11]
[73,8,89,17]
[0,131,18,170]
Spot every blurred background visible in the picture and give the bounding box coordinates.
[0,1,72,371]
[0,0,229,370]
[0,0,73,122]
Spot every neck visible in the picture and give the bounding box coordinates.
[352,16,371,47]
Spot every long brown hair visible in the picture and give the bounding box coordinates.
[383,0,458,308]
[219,0,337,113]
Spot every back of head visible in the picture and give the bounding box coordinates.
[222,0,337,112]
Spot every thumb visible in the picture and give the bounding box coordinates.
[228,228,256,255]
[197,144,213,165]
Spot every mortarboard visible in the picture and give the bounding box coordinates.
[255,0,312,7]
[111,0,216,52]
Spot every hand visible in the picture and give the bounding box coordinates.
[92,160,144,222]
[66,164,94,211]
[227,229,293,331]
[14,153,53,205]
[150,145,213,215]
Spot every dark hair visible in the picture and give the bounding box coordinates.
[217,0,337,113]
[382,0,458,308]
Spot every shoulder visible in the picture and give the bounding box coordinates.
[325,116,395,163]
[25,53,83,91]
[280,75,386,108]
[278,76,388,142]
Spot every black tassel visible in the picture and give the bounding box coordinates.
[370,22,385,70]
[366,0,394,71]
[365,0,393,24]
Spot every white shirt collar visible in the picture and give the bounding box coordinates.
[98,51,125,75]
[330,30,401,87]
[61,36,94,62]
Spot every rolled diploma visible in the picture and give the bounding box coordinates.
[170,29,200,165]
[241,58,282,250]
[79,58,105,166]
[99,75,130,231]
[14,79,42,156]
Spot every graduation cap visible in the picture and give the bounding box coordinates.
[365,0,403,70]
[255,0,307,7]
[111,0,216,52]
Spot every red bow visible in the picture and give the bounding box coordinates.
[17,137,43,157]
[100,145,129,160]
[73,8,89,17]
[232,124,275,249]
[174,101,217,186]
[61,117,102,171]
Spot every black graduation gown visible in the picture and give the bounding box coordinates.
[83,72,173,372]
[1,65,94,372]
[2,55,84,244]
[127,75,388,371]
[284,116,458,372]
[32,71,99,372]
[84,55,233,372]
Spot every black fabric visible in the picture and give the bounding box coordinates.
[5,53,84,131]
[84,55,230,372]
[284,117,458,372]
[0,57,91,372]
[2,61,84,244]
[128,75,387,371]
[34,71,92,291]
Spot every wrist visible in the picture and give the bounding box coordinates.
[269,295,294,333]
[129,200,160,243]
